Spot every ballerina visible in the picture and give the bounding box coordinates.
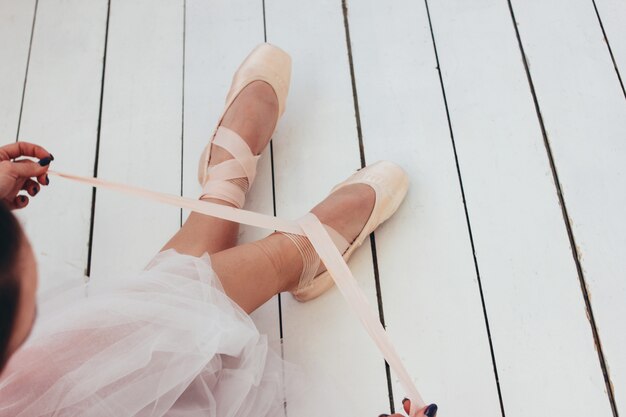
[0,43,437,417]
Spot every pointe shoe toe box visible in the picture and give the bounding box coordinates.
[331,160,409,238]
[227,43,292,118]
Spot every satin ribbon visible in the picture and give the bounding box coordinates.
[48,169,426,415]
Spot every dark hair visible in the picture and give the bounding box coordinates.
[0,202,22,372]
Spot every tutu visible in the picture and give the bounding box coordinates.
[0,249,304,417]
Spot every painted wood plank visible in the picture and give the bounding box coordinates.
[90,0,184,281]
[347,1,502,414]
[181,0,279,341]
[594,0,626,96]
[512,0,626,413]
[264,0,390,415]
[416,0,612,414]
[0,0,35,140]
[14,0,108,291]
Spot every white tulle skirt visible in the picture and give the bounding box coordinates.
[0,249,304,417]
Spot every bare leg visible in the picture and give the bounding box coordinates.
[209,234,301,314]
[159,71,376,314]
[210,183,376,314]
[160,80,279,255]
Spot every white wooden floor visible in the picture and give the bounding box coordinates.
[2,0,625,415]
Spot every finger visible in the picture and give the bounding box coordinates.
[13,194,29,209]
[11,159,49,178]
[22,179,40,197]
[4,198,18,210]
[403,399,411,414]
[37,172,50,186]
[15,155,53,168]
[0,142,52,161]
[402,399,438,417]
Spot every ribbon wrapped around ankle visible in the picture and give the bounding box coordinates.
[48,169,426,416]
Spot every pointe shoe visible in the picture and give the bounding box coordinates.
[286,160,409,302]
[197,43,291,208]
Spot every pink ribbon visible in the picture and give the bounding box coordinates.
[48,169,426,415]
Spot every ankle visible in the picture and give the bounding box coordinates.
[251,232,303,294]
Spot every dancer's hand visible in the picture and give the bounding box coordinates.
[378,398,438,417]
[0,142,53,209]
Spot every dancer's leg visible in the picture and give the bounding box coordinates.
[210,183,376,314]
[160,81,278,255]
[209,234,301,314]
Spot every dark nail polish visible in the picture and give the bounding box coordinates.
[424,404,438,417]
[402,398,410,405]
[49,153,54,161]
[46,175,50,185]
[33,186,39,195]
[38,157,51,166]
[19,195,26,203]
[378,414,390,417]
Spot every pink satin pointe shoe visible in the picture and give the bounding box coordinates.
[197,43,291,208]
[286,160,409,302]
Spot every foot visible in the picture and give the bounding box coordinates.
[284,183,376,292]
[203,80,278,199]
